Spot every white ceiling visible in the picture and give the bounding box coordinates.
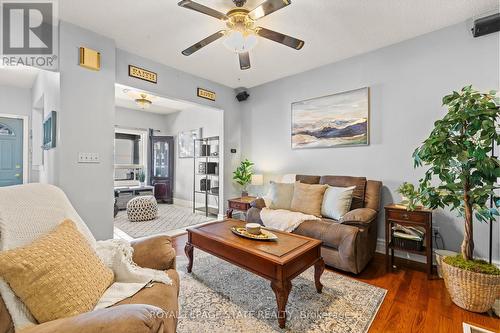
[115,83,206,114]
[0,66,40,89]
[61,0,498,88]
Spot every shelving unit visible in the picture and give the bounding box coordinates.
[193,136,220,217]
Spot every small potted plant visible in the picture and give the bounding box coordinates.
[413,86,500,312]
[396,182,420,211]
[233,159,254,197]
[137,170,146,186]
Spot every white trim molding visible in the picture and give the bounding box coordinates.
[375,238,500,267]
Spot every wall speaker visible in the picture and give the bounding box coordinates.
[236,91,249,102]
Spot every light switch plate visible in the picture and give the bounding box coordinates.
[78,152,100,163]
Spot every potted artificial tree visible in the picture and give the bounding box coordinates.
[413,86,500,312]
[233,159,254,197]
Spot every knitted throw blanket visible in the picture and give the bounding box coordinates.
[260,207,320,232]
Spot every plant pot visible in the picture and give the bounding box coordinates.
[441,260,500,312]
[241,191,248,198]
[434,250,457,279]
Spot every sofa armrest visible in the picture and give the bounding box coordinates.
[131,235,176,271]
[19,304,165,333]
[339,208,377,226]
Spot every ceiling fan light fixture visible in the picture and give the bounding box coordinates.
[223,30,258,53]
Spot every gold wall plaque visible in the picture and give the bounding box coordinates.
[128,65,157,84]
[79,47,101,71]
[197,88,216,101]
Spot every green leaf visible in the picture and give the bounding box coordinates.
[414,86,499,248]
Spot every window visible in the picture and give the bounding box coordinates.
[0,123,14,136]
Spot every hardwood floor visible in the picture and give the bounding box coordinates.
[171,233,500,333]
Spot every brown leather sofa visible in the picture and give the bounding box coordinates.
[0,235,179,333]
[246,175,382,274]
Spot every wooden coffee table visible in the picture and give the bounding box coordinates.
[184,219,325,328]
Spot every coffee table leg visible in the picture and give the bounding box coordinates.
[184,242,194,273]
[271,280,292,329]
[314,258,325,293]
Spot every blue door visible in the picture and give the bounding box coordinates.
[0,117,23,187]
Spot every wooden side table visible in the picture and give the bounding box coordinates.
[384,204,433,278]
[226,196,257,219]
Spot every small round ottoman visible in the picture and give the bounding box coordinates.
[127,195,158,222]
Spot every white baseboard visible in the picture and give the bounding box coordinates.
[375,238,500,267]
[173,198,222,220]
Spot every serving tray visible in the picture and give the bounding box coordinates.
[230,227,278,241]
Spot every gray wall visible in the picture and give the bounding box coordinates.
[163,107,222,207]
[58,22,116,240]
[115,49,242,208]
[0,86,31,117]
[48,23,242,239]
[242,22,500,262]
[31,70,60,184]
[115,106,169,134]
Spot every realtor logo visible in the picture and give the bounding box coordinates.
[1,1,57,68]
[2,2,52,54]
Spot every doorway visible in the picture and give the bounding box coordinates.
[113,83,224,240]
[0,115,28,187]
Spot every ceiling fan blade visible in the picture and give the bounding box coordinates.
[182,31,226,56]
[239,52,251,70]
[255,27,304,50]
[248,0,291,20]
[178,0,228,20]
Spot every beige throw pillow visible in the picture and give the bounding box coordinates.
[266,181,295,210]
[0,219,114,323]
[321,185,356,220]
[290,182,328,217]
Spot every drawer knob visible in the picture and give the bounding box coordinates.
[402,213,409,219]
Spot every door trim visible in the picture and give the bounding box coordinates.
[0,113,29,184]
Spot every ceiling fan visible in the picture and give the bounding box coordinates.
[178,0,304,70]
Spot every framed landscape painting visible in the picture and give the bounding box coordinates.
[291,87,370,149]
[178,128,202,158]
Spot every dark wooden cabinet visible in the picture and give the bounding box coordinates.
[385,204,433,279]
[150,135,174,203]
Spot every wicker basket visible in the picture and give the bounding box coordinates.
[393,236,423,252]
[441,260,500,312]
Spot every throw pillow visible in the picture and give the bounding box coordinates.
[290,182,328,217]
[0,219,114,323]
[266,181,295,210]
[321,185,356,220]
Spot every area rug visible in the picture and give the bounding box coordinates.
[177,253,386,333]
[114,204,214,238]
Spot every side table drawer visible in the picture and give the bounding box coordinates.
[229,201,248,211]
[386,209,429,223]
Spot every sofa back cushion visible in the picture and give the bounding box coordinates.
[266,181,295,210]
[364,180,383,211]
[321,186,356,220]
[295,175,321,184]
[290,182,328,217]
[319,176,367,210]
